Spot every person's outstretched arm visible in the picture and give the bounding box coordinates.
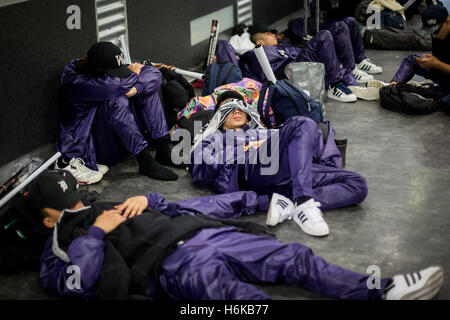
[113,191,260,220]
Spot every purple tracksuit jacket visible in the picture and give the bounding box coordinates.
[56,60,169,171]
[40,191,387,300]
[189,116,367,211]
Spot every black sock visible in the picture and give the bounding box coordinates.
[154,143,174,166]
[136,149,178,181]
[295,196,312,206]
[151,135,185,168]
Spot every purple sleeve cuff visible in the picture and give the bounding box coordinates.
[134,83,144,95]
[87,226,106,240]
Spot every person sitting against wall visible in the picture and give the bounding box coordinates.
[236,22,380,103]
[26,170,444,300]
[389,5,450,107]
[278,0,383,81]
[189,91,368,237]
[55,42,178,184]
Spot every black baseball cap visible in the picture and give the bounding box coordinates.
[24,170,82,211]
[422,5,449,33]
[249,23,277,39]
[87,42,133,78]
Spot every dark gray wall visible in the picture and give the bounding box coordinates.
[128,0,234,69]
[0,0,97,167]
[253,0,303,26]
[0,0,298,167]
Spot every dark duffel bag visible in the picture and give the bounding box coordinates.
[380,83,442,115]
[364,27,432,51]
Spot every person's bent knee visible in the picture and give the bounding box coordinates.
[350,173,368,204]
[317,29,333,42]
[333,21,350,35]
[342,16,358,28]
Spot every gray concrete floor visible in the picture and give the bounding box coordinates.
[1,49,449,300]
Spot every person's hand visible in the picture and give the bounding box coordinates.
[244,139,267,152]
[93,209,126,234]
[128,63,144,75]
[114,196,149,219]
[416,54,440,70]
[152,62,176,70]
[125,87,137,98]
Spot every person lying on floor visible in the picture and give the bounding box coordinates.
[234,22,379,102]
[55,41,178,184]
[26,170,444,300]
[387,5,450,106]
[189,91,366,237]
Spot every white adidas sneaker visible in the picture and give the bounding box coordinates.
[327,83,357,103]
[348,86,380,101]
[384,266,444,300]
[266,193,295,227]
[357,59,383,74]
[293,199,329,237]
[353,67,374,84]
[55,158,103,185]
[97,164,109,175]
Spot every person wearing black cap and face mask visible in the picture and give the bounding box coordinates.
[55,42,179,184]
[392,5,450,104]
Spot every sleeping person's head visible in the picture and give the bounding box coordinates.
[215,90,249,130]
[249,23,279,46]
[24,170,84,229]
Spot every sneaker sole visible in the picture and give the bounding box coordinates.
[266,196,281,227]
[293,215,329,237]
[348,86,380,101]
[327,93,357,103]
[364,69,383,74]
[401,267,444,300]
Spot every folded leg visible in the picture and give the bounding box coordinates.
[311,164,368,210]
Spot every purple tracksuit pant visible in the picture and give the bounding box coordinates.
[160,226,388,300]
[392,54,450,95]
[242,117,368,211]
[294,30,358,88]
[91,93,169,167]
[287,17,367,70]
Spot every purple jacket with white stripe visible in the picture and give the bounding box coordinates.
[39,191,260,299]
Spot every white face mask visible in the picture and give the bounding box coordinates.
[192,99,264,151]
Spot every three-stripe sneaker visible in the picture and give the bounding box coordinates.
[293,199,329,237]
[266,193,295,227]
[327,83,357,103]
[384,266,444,300]
[353,67,374,84]
[357,59,383,74]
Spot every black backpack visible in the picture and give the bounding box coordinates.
[380,83,442,115]
[201,62,243,96]
[158,68,195,129]
[0,196,50,273]
[257,79,324,128]
[177,110,215,143]
[0,190,98,274]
